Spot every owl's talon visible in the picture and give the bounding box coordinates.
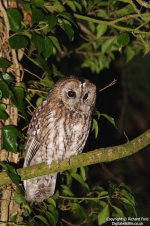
[57,160,61,168]
[68,158,71,166]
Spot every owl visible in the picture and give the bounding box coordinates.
[23,76,96,202]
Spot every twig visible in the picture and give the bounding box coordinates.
[123,131,129,143]
[24,68,41,80]
[136,0,150,9]
[27,88,48,94]
[99,79,117,92]
[61,219,75,226]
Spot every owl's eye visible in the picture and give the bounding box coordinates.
[83,93,88,100]
[68,90,76,98]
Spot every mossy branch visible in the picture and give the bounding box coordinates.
[0,129,150,187]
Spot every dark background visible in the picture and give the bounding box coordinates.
[23,43,150,223]
[57,53,150,219]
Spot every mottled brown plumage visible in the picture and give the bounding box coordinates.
[24,76,96,202]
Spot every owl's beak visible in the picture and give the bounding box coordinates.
[75,102,82,112]
[75,101,86,112]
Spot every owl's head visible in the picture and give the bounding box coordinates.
[53,76,96,114]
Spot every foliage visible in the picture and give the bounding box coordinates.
[6,166,137,225]
[0,0,150,225]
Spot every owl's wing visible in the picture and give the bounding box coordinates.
[24,136,40,167]
[24,101,48,167]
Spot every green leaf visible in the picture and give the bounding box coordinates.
[32,7,45,24]
[121,197,133,206]
[9,35,28,49]
[12,86,26,118]
[31,0,44,5]
[96,9,108,18]
[64,23,74,41]
[99,191,108,197]
[120,183,132,192]
[73,1,82,11]
[97,24,107,37]
[98,204,109,225]
[36,96,44,107]
[99,200,109,208]
[37,55,51,74]
[71,173,89,190]
[126,46,136,63]
[13,191,26,204]
[0,58,11,72]
[101,37,116,53]
[71,203,86,219]
[115,4,135,17]
[96,110,101,120]
[0,78,11,98]
[7,8,23,32]
[101,113,116,127]
[2,73,14,84]
[71,173,85,184]
[0,163,21,186]
[66,172,72,187]
[92,118,99,138]
[61,19,74,41]
[117,33,130,48]
[0,109,8,120]
[0,103,7,111]
[89,22,96,33]
[21,2,31,12]
[2,125,21,153]
[47,198,56,208]
[80,166,87,181]
[42,36,53,60]
[27,220,39,226]
[22,203,31,215]
[122,199,137,217]
[59,11,75,24]
[47,204,57,216]
[112,205,124,217]
[61,185,74,196]
[10,214,18,223]
[67,1,77,12]
[32,33,43,54]
[47,15,58,30]
[40,74,54,88]
[69,168,77,174]
[49,36,62,53]
[45,212,57,226]
[82,0,87,8]
[34,215,49,226]
[0,79,16,104]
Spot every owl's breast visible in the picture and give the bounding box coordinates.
[42,109,91,163]
[61,111,91,158]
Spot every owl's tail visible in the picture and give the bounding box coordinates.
[24,173,57,202]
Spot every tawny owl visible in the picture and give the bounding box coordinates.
[23,76,96,202]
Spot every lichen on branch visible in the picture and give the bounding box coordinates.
[0,129,150,187]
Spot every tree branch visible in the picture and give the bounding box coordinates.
[0,129,150,187]
[73,13,150,35]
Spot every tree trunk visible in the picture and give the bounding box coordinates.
[0,1,23,224]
